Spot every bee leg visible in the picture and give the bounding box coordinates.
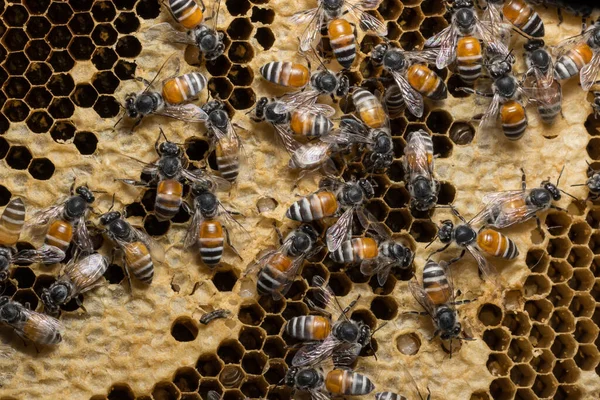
[520,168,527,190]
[273,225,284,245]
[130,117,143,134]
[123,265,134,294]
[135,76,152,87]
[426,243,450,259]
[447,249,466,266]
[556,7,564,26]
[116,179,150,187]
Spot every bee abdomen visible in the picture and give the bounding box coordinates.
[0,198,25,246]
[215,138,240,183]
[406,64,447,100]
[353,88,387,129]
[503,0,544,37]
[259,62,310,88]
[155,180,183,221]
[555,43,593,80]
[169,0,204,30]
[124,241,154,284]
[257,253,293,295]
[290,111,333,137]
[45,220,73,252]
[199,220,224,266]
[285,315,331,340]
[423,259,451,305]
[285,191,338,222]
[456,36,482,83]
[24,318,62,345]
[376,393,408,400]
[331,237,378,264]
[328,18,356,69]
[325,369,375,395]
[162,72,207,105]
[477,228,519,260]
[500,100,527,140]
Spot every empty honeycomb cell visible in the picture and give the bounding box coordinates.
[47,74,76,97]
[301,263,329,286]
[28,157,55,180]
[229,88,255,110]
[227,18,253,41]
[50,120,76,142]
[284,279,308,301]
[397,6,423,31]
[281,301,309,321]
[114,12,140,34]
[587,137,600,159]
[228,41,254,63]
[92,1,117,22]
[544,212,571,237]
[46,2,71,24]
[241,351,267,375]
[449,121,476,145]
[378,0,403,20]
[489,377,516,400]
[94,95,121,118]
[196,354,223,377]
[11,266,36,289]
[171,316,199,342]
[260,315,284,336]
[510,363,536,388]
[25,62,52,85]
[136,0,162,19]
[436,182,456,205]
[71,84,99,108]
[104,264,125,284]
[114,60,137,80]
[107,383,135,400]
[263,336,286,359]
[508,337,534,363]
[251,7,275,24]
[569,268,594,292]
[568,221,591,245]
[198,380,222,400]
[208,270,237,292]
[12,289,39,311]
[421,0,446,16]
[547,259,571,283]
[91,24,119,46]
[70,0,94,12]
[532,374,558,398]
[569,293,595,319]
[370,295,398,320]
[448,74,472,99]
[483,327,511,352]
[47,26,73,49]
[185,138,210,161]
[208,77,234,100]
[257,293,285,314]
[4,5,28,27]
[6,52,30,75]
[399,31,424,51]
[552,359,580,384]
[227,65,254,86]
[524,274,551,298]
[238,325,265,350]
[227,0,252,16]
[264,361,286,386]
[420,15,448,39]
[525,298,553,323]
[345,265,371,284]
[567,245,593,269]
[409,220,437,242]
[395,332,421,356]
[4,28,29,52]
[240,377,268,399]
[141,189,156,212]
[144,214,170,236]
[548,284,573,308]
[219,365,244,388]
[529,323,555,348]
[574,319,598,344]
[151,381,180,400]
[68,37,95,60]
[48,97,75,119]
[385,209,412,232]
[125,202,146,218]
[92,71,120,94]
[25,87,52,109]
[237,302,265,326]
[530,348,556,374]
[427,109,453,134]
[116,36,142,58]
[0,138,8,159]
[3,100,29,123]
[4,76,31,99]
[555,385,583,400]
[551,333,577,359]
[254,27,275,50]
[384,186,410,209]
[173,367,201,393]
[217,339,244,364]
[48,50,75,72]
[328,272,353,297]
[574,343,600,370]
[502,311,531,336]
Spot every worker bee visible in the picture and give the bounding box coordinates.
[553,20,600,90]
[184,178,243,267]
[116,55,208,131]
[352,88,387,129]
[572,161,600,201]
[376,368,431,400]
[285,365,375,399]
[522,39,562,124]
[424,0,509,72]
[25,184,96,258]
[483,0,544,38]
[41,253,109,315]
[370,44,447,118]
[408,259,472,342]
[290,0,387,68]
[252,224,320,299]
[430,207,519,282]
[338,115,394,172]
[0,296,63,345]
[403,129,440,212]
[99,211,164,285]
[146,0,225,60]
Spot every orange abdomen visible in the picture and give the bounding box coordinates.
[155,179,183,221]
[352,237,379,259]
[328,18,356,68]
[500,100,527,140]
[325,369,346,394]
[124,241,154,283]
[259,62,310,88]
[269,252,293,273]
[215,136,240,183]
[477,228,519,259]
[45,220,73,252]
[312,316,331,340]
[503,0,532,26]
[568,43,594,69]
[169,0,204,29]
[199,220,224,266]
[406,64,447,100]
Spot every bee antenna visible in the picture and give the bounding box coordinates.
[113,113,125,129]
[107,194,116,213]
[559,188,582,202]
[556,165,566,187]
[424,234,438,249]
[512,27,533,40]
[570,183,587,187]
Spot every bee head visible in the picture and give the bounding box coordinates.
[383,48,407,72]
[124,94,138,118]
[334,320,360,342]
[542,181,561,201]
[100,211,121,226]
[358,178,375,199]
[437,307,461,340]
[438,220,454,243]
[313,70,338,94]
[253,97,269,121]
[0,298,19,323]
[295,368,322,390]
[370,43,388,65]
[159,141,181,157]
[76,186,95,203]
[197,192,219,218]
[495,75,517,98]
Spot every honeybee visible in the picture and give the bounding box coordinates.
[117,55,208,131]
[424,0,509,71]
[146,0,225,60]
[572,161,600,201]
[403,129,440,212]
[25,184,96,257]
[0,198,65,282]
[483,0,544,38]
[370,44,447,118]
[119,129,217,221]
[41,253,109,315]
[522,39,562,124]
[252,225,320,300]
[430,207,519,283]
[99,211,164,285]
[0,296,63,345]
[338,115,394,172]
[184,178,243,267]
[553,21,600,90]
[352,88,387,129]
[285,365,375,399]
[290,0,387,68]
[199,309,231,325]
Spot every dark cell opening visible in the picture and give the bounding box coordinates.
[171,316,199,342]
[71,84,98,108]
[4,28,29,51]
[68,13,95,36]
[241,352,266,375]
[196,354,222,377]
[264,361,286,385]
[6,145,32,170]
[229,88,255,110]
[25,62,52,85]
[47,74,76,96]
[92,71,120,94]
[47,3,72,24]
[94,95,121,118]
[448,74,472,99]
[12,290,39,312]
[70,0,94,12]
[107,383,135,400]
[238,326,264,350]
[125,202,146,218]
[212,270,237,292]
[4,77,30,99]
[328,273,352,296]
[29,157,56,180]
[151,382,179,400]
[69,37,95,60]
[227,18,254,40]
[206,55,232,77]
[92,1,117,22]
[114,60,137,80]
[186,138,210,161]
[4,5,28,27]
[3,100,30,123]
[136,0,161,19]
[74,131,98,155]
[48,51,75,72]
[228,41,254,63]
[251,7,275,23]
[48,98,75,119]
[116,35,142,58]
[104,264,125,284]
[24,0,51,14]
[385,209,412,232]
[241,378,268,398]
[370,296,398,320]
[141,189,156,212]
[479,303,503,326]
[47,26,73,49]
[92,47,119,70]
[227,0,252,16]
[144,214,171,236]
[50,121,76,143]
[237,303,264,325]
[5,52,30,75]
[11,267,36,288]
[114,12,140,34]
[0,138,9,159]
[26,111,53,134]
[26,39,52,61]
[217,340,244,364]
[208,77,234,100]
[409,220,437,242]
[254,26,275,50]
[228,65,254,86]
[91,24,119,46]
[171,206,190,224]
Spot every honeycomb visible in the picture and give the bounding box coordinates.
[0,0,599,399]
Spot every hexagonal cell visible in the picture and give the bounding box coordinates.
[395,332,421,356]
[523,274,551,298]
[218,365,243,389]
[241,351,267,375]
[502,311,531,337]
[369,295,398,320]
[4,77,31,100]
[48,98,75,119]
[507,337,533,363]
[198,379,222,400]
[116,35,142,58]
[264,361,286,386]
[47,26,73,49]
[552,359,580,384]
[68,36,95,61]
[554,385,583,400]
[385,209,412,232]
[238,325,265,350]
[478,303,503,327]
[92,24,118,46]
[399,31,424,51]
[4,5,28,27]
[217,339,244,364]
[206,56,232,77]
[263,336,286,359]
[566,222,590,246]
[240,376,268,399]
[255,27,275,50]
[483,327,511,352]
[212,269,238,292]
[228,41,254,63]
[260,315,284,336]
[93,95,121,118]
[171,316,199,342]
[115,12,140,34]
[11,267,36,289]
[250,6,275,23]
[28,157,55,180]
[548,284,573,308]
[12,289,39,311]
[514,388,536,400]
[489,377,516,400]
[227,18,253,40]
[115,60,137,81]
[525,298,553,323]
[229,88,255,110]
[48,50,75,72]
[573,319,598,345]
[574,343,600,370]
[568,269,594,293]
[409,220,437,242]
[238,302,265,326]
[529,323,555,349]
[532,373,558,398]
[107,383,135,400]
[551,333,577,359]
[570,294,595,321]
[92,71,120,95]
[4,28,28,52]
[5,146,32,170]
[449,121,476,145]
[92,1,117,22]
[136,0,162,19]
[208,77,233,101]
[24,87,52,110]
[5,52,30,75]
[530,348,555,374]
[328,272,352,297]
[281,301,309,321]
[196,353,223,377]
[47,2,72,24]
[301,262,329,286]
[104,263,124,284]
[549,307,575,334]
[227,0,251,16]
[144,214,170,236]
[173,367,200,393]
[546,237,571,258]
[71,84,99,108]
[0,138,9,160]
[227,65,254,87]
[547,259,571,283]
[50,120,76,143]
[510,363,536,388]
[587,137,600,159]
[151,381,180,400]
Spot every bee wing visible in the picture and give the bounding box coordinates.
[321,129,373,146]
[181,169,232,192]
[344,1,387,36]
[272,123,301,155]
[309,390,330,400]
[273,90,320,114]
[299,102,336,117]
[309,275,340,317]
[480,93,501,128]
[156,104,210,123]
[72,216,94,254]
[11,245,65,264]
[403,131,433,180]
[143,22,196,45]
[423,25,457,69]
[391,72,424,118]
[64,253,108,293]
[290,6,323,52]
[474,18,509,59]
[184,207,204,249]
[408,279,436,317]
[424,24,452,48]
[551,30,593,57]
[276,255,307,299]
[15,307,63,344]
[23,204,65,236]
[405,48,439,65]
[580,53,600,91]
[145,53,181,92]
[326,207,354,252]
[476,190,537,228]
[290,141,334,169]
[466,244,498,283]
[207,391,222,400]
[333,341,362,367]
[292,335,342,367]
[521,80,561,110]
[479,4,512,49]
[131,226,165,264]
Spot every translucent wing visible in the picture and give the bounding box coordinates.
[359,258,379,276]
[551,30,592,57]
[64,253,108,293]
[405,48,439,65]
[391,72,424,118]
[292,334,343,367]
[356,208,384,234]
[471,190,538,228]
[479,4,512,49]
[580,52,600,91]
[290,141,334,170]
[309,275,338,317]
[73,216,94,254]
[404,130,434,180]
[144,54,181,92]
[332,341,362,367]
[131,226,165,264]
[181,169,232,191]
[424,24,453,48]
[156,104,209,122]
[521,80,561,112]
[290,7,323,52]
[479,93,501,128]
[423,25,457,69]
[408,280,436,317]
[326,207,354,252]
[184,206,204,249]
[275,255,307,299]
[143,22,196,45]
[345,1,387,36]
[15,307,63,344]
[297,102,336,117]
[273,124,301,155]
[320,130,373,146]
[309,389,331,400]
[273,90,320,114]
[24,204,65,237]
[475,18,510,59]
[466,244,498,283]
[11,245,65,264]
[207,391,222,400]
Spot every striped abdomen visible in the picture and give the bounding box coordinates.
[534,80,562,124]
[500,100,527,140]
[456,36,482,83]
[477,228,519,260]
[353,88,387,129]
[124,241,154,284]
[290,110,333,137]
[45,220,73,252]
[198,220,224,266]
[555,42,593,80]
[0,198,25,246]
[325,369,375,395]
[405,130,434,170]
[155,179,183,221]
[259,62,310,88]
[330,237,378,264]
[22,313,62,345]
[422,260,451,306]
[285,191,338,222]
[168,0,204,30]
[503,0,544,37]
[376,393,408,400]
[257,252,293,295]
[406,64,447,100]
[328,18,356,69]
[285,315,331,340]
[384,85,405,118]
[215,136,240,183]
[162,73,207,105]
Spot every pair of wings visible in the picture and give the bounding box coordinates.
[325,201,383,252]
[403,130,435,183]
[408,260,455,321]
[291,0,387,52]
[478,81,526,128]
[469,190,539,229]
[10,245,65,266]
[112,221,165,266]
[360,238,411,286]
[62,253,109,294]
[183,196,243,249]
[6,304,64,344]
[551,25,600,91]
[522,54,562,112]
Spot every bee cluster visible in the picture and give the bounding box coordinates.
[2,0,600,399]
